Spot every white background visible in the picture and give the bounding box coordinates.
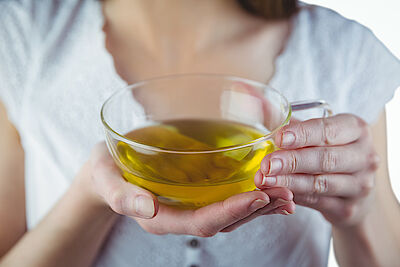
[302,1,400,266]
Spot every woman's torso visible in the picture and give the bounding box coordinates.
[3,0,398,266]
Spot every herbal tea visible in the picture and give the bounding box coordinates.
[116,119,277,207]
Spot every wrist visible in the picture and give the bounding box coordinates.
[332,219,367,239]
[331,196,377,245]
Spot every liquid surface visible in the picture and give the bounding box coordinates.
[116,119,277,207]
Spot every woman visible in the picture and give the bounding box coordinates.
[0,0,399,266]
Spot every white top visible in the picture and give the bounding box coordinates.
[1,1,399,266]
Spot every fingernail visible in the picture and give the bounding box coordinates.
[261,176,277,186]
[281,131,296,147]
[275,198,290,206]
[281,210,291,215]
[135,195,155,218]
[269,158,283,175]
[249,199,269,212]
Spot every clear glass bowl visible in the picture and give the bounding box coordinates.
[101,74,329,207]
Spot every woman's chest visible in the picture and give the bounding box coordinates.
[105,22,290,84]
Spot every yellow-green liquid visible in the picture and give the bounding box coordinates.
[116,119,277,207]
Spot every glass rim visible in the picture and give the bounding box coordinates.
[100,73,292,154]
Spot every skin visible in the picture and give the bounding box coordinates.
[0,101,294,267]
[0,0,399,266]
[255,112,400,266]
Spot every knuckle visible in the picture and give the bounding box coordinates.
[359,174,375,197]
[321,118,337,145]
[297,124,310,146]
[368,151,380,171]
[304,194,319,204]
[342,204,356,220]
[320,148,338,172]
[288,151,298,173]
[313,175,329,194]
[282,175,292,187]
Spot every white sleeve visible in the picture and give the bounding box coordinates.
[341,26,400,124]
[0,0,33,125]
[305,6,400,124]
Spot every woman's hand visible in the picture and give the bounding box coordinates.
[255,114,380,227]
[86,144,295,237]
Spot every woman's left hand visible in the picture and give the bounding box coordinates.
[254,114,380,227]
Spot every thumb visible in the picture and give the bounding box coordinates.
[90,143,159,219]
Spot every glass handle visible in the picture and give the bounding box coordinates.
[290,100,333,118]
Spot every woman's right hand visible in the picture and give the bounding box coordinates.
[86,143,295,237]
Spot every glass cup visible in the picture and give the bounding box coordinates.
[101,74,332,208]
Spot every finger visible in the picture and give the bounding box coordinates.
[248,187,295,216]
[259,185,294,201]
[294,194,358,224]
[134,203,194,235]
[184,190,271,237]
[90,143,158,219]
[135,189,289,236]
[260,142,375,175]
[220,187,294,233]
[275,114,369,149]
[255,171,375,198]
[220,198,296,233]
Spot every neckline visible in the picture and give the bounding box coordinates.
[94,0,303,89]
